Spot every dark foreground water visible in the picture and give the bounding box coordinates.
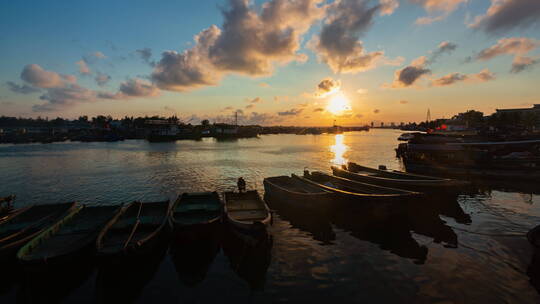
[1,129,540,303]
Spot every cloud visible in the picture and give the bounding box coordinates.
[399,100,408,104]
[76,60,91,75]
[475,37,539,61]
[34,84,96,112]
[245,104,255,109]
[258,82,270,88]
[313,107,324,112]
[223,106,234,111]
[315,77,341,97]
[95,72,111,86]
[164,106,176,112]
[388,56,431,88]
[278,108,303,116]
[310,0,398,74]
[470,0,540,33]
[431,69,496,86]
[511,56,539,73]
[429,41,457,63]
[412,0,467,25]
[248,97,263,103]
[472,37,540,72]
[82,51,107,64]
[152,0,325,91]
[6,81,40,94]
[379,0,399,15]
[99,78,161,99]
[355,113,364,118]
[356,88,368,94]
[136,48,154,66]
[21,64,68,88]
[373,109,380,113]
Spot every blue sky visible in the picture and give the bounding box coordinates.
[1,0,539,125]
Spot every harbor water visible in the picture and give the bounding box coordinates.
[1,129,540,303]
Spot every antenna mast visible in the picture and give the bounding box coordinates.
[426,108,431,124]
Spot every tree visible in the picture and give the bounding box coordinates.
[201,119,210,127]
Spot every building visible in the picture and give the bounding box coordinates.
[496,104,540,115]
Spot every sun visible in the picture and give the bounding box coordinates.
[326,92,351,115]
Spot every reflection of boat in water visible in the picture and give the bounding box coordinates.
[20,254,95,304]
[222,225,272,291]
[96,242,168,304]
[265,194,335,245]
[330,209,428,264]
[170,231,220,287]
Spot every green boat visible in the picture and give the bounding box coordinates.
[172,192,223,229]
[96,200,171,259]
[0,202,78,260]
[17,205,121,265]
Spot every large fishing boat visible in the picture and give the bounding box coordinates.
[397,133,540,180]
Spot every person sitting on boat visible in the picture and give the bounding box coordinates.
[237,177,246,193]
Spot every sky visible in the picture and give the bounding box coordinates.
[1,0,540,126]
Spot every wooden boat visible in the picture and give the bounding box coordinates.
[301,171,422,199]
[0,202,78,260]
[263,175,335,205]
[223,191,271,242]
[17,205,120,265]
[332,162,468,193]
[96,200,171,259]
[172,192,223,229]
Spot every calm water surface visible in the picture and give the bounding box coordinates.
[1,129,540,303]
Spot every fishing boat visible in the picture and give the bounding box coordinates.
[0,202,78,260]
[333,162,468,193]
[96,200,171,259]
[301,171,422,199]
[17,205,120,266]
[263,175,335,206]
[223,191,271,242]
[172,192,223,229]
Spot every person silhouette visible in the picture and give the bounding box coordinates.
[237,177,246,193]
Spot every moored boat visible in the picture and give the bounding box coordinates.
[0,195,16,216]
[301,171,422,200]
[17,205,120,266]
[172,192,222,229]
[263,175,335,207]
[333,162,468,193]
[223,191,271,243]
[96,200,171,259]
[0,202,78,260]
[528,224,540,248]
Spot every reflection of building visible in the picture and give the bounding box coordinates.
[496,104,540,115]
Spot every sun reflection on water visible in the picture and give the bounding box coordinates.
[330,134,348,166]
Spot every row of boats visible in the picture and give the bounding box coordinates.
[0,190,271,268]
[1,162,466,269]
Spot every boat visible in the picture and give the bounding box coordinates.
[223,191,271,242]
[96,200,171,259]
[17,205,120,266]
[333,162,468,193]
[263,175,335,206]
[398,134,540,181]
[0,202,78,260]
[172,192,223,229]
[300,171,422,200]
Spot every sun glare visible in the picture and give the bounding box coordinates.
[326,92,351,115]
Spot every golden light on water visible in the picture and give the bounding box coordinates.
[326,92,351,115]
[330,134,348,166]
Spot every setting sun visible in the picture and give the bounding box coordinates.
[326,92,352,115]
